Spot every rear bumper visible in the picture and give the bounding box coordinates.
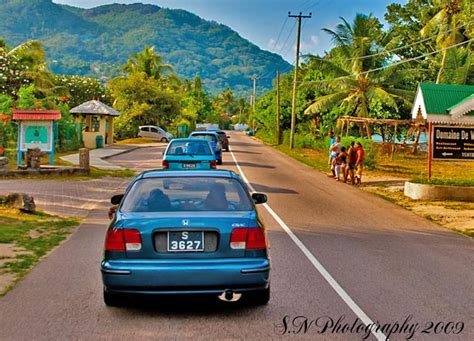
[101,258,270,295]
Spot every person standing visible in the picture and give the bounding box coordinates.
[347,141,357,185]
[328,131,336,176]
[355,141,365,185]
[330,136,343,178]
[335,146,348,182]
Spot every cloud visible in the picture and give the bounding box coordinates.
[267,38,285,52]
[297,34,320,55]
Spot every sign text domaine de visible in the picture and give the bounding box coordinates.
[432,126,474,160]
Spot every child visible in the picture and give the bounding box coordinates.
[335,146,348,182]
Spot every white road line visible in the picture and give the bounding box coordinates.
[229,147,387,341]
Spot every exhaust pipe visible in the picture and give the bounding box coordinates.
[218,290,242,302]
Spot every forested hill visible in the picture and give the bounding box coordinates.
[0,0,291,93]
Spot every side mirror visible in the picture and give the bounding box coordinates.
[111,194,124,205]
[251,193,267,205]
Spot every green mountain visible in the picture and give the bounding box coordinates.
[0,0,291,93]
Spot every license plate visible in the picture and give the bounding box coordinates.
[167,231,204,252]
[182,163,196,169]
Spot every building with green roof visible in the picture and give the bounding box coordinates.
[411,83,474,125]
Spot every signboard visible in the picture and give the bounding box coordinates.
[432,126,474,160]
[20,121,53,152]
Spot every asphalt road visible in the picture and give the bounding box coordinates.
[0,132,472,340]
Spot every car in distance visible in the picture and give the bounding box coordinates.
[162,138,217,170]
[138,125,174,142]
[101,170,270,306]
[211,130,230,152]
[189,131,222,165]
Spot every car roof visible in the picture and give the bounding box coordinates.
[189,131,219,136]
[168,138,210,143]
[138,169,239,179]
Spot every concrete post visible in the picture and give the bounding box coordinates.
[79,148,90,170]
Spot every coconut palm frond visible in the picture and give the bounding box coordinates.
[304,91,350,115]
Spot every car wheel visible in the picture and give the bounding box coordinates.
[103,289,122,307]
[246,287,270,306]
[160,137,168,143]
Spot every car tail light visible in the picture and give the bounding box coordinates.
[124,229,142,251]
[105,228,142,251]
[230,228,266,250]
[162,160,169,169]
[105,228,125,251]
[210,160,217,169]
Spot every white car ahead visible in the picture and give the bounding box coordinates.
[138,125,174,142]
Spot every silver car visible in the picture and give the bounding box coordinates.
[138,125,174,142]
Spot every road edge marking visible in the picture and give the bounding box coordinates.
[229,146,386,341]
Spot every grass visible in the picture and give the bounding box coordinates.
[266,139,474,186]
[362,187,474,239]
[2,147,136,180]
[258,134,474,239]
[115,137,156,145]
[0,207,81,295]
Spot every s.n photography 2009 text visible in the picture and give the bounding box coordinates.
[274,315,465,340]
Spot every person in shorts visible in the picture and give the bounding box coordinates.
[355,141,365,185]
[347,141,357,185]
[335,146,348,182]
[328,131,336,176]
[330,136,342,177]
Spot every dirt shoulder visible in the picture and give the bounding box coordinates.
[258,138,474,239]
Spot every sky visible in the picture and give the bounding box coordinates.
[54,0,406,63]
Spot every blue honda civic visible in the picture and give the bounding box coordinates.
[101,170,270,306]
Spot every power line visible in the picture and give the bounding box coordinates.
[308,22,468,63]
[277,20,297,56]
[303,0,322,12]
[271,16,289,50]
[301,38,474,86]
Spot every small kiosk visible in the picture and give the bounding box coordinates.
[70,100,119,149]
[411,83,474,178]
[12,109,61,167]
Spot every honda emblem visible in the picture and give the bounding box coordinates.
[182,219,189,226]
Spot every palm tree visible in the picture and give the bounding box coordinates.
[123,46,173,80]
[304,14,412,118]
[4,40,60,97]
[420,0,472,83]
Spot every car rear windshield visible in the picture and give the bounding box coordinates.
[121,177,254,212]
[167,141,212,155]
[190,134,217,143]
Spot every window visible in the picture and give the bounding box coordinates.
[167,141,212,155]
[140,127,150,132]
[91,116,100,132]
[191,134,217,143]
[121,177,253,212]
[150,127,159,133]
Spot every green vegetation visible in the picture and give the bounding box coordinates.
[0,35,250,158]
[0,207,80,295]
[0,0,290,93]
[253,0,473,185]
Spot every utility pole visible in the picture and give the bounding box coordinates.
[251,74,258,111]
[276,71,281,145]
[251,74,258,132]
[288,11,311,149]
